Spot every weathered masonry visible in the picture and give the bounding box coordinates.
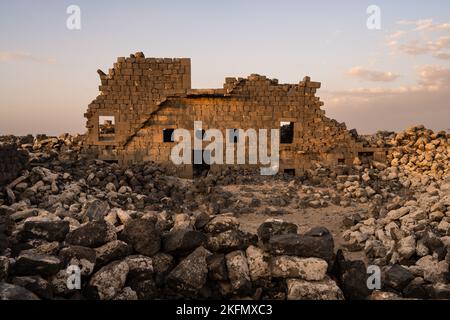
[85,52,385,178]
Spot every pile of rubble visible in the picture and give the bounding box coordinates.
[1,207,365,300]
[340,126,450,299]
[0,126,449,300]
[388,125,449,179]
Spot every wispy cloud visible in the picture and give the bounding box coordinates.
[387,19,450,60]
[0,52,55,64]
[348,66,399,82]
[397,19,450,31]
[336,65,450,98]
[323,65,450,133]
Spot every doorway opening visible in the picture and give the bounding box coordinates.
[193,149,210,178]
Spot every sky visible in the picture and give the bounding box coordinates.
[0,0,449,135]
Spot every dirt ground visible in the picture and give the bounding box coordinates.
[221,181,368,262]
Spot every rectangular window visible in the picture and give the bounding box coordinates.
[163,129,175,142]
[99,116,115,141]
[280,122,294,144]
[284,169,295,176]
[338,158,345,164]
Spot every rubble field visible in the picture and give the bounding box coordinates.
[0,125,449,300]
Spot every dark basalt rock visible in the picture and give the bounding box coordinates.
[12,253,61,277]
[65,220,116,248]
[257,220,298,243]
[162,229,206,256]
[384,264,415,292]
[121,218,160,257]
[22,220,70,242]
[268,227,334,266]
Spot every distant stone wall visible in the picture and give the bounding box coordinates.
[0,144,28,186]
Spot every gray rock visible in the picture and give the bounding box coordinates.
[225,250,252,295]
[123,255,154,279]
[268,227,334,266]
[206,229,254,253]
[12,275,53,299]
[22,220,70,242]
[206,254,228,281]
[287,277,344,300]
[85,200,110,221]
[257,219,298,243]
[59,245,96,276]
[162,229,206,256]
[204,215,239,234]
[271,256,328,280]
[385,264,414,291]
[113,287,138,300]
[87,260,129,300]
[121,218,160,256]
[167,246,211,293]
[95,240,131,267]
[12,253,61,276]
[0,282,39,300]
[65,220,117,248]
[245,245,270,281]
[0,256,9,281]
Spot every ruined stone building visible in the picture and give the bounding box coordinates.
[84,52,385,178]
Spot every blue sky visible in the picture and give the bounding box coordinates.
[1,0,450,134]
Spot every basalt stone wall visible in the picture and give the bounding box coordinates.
[0,144,28,186]
[84,52,381,177]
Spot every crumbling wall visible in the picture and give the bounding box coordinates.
[123,74,363,176]
[84,52,191,160]
[84,53,370,176]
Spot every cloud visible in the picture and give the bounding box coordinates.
[348,66,399,82]
[397,19,450,31]
[322,65,450,133]
[388,19,450,60]
[0,52,55,64]
[433,51,450,60]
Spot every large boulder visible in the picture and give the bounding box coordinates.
[87,260,129,300]
[206,254,228,281]
[59,245,96,276]
[12,275,53,299]
[206,230,256,253]
[65,220,116,248]
[0,282,39,300]
[162,229,206,256]
[268,227,334,266]
[286,277,344,300]
[246,245,271,282]
[384,264,414,292]
[167,246,211,294]
[204,215,239,234]
[12,253,61,277]
[95,240,131,267]
[85,200,110,221]
[121,218,161,256]
[270,256,327,281]
[332,250,371,300]
[257,219,298,243]
[22,220,70,242]
[225,250,252,295]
